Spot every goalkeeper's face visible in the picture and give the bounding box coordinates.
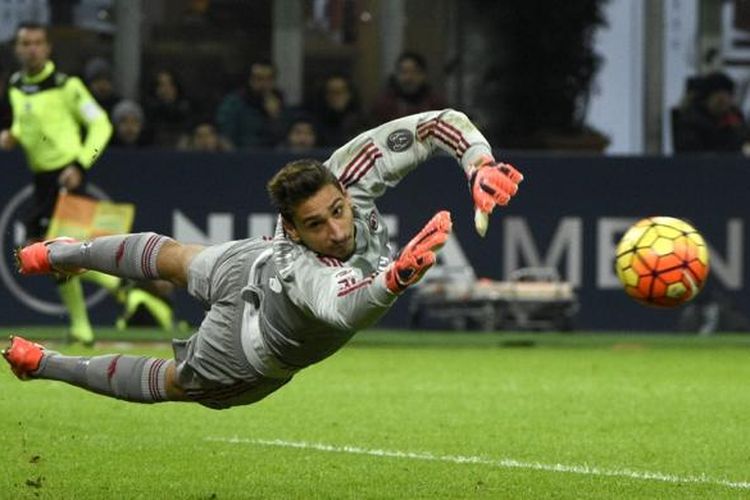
[284,183,356,260]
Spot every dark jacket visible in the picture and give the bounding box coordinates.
[674,104,748,153]
[312,103,367,147]
[216,88,285,148]
[145,96,193,148]
[371,78,447,124]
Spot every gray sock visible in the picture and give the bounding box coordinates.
[48,233,171,280]
[35,352,172,403]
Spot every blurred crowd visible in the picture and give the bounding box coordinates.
[672,70,750,155]
[1,50,448,154]
[3,28,750,156]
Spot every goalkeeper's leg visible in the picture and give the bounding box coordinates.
[2,336,188,403]
[17,233,204,288]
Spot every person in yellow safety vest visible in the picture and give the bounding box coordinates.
[0,22,112,345]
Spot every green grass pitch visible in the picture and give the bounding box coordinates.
[1,328,749,499]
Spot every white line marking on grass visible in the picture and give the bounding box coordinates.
[206,436,750,491]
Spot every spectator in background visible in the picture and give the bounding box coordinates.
[177,118,233,152]
[0,22,112,345]
[216,60,286,148]
[280,115,318,152]
[84,57,120,116]
[144,69,193,148]
[371,51,447,123]
[673,71,750,153]
[110,100,152,148]
[312,74,367,147]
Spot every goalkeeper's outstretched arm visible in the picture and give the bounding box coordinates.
[325,109,523,235]
[290,211,453,331]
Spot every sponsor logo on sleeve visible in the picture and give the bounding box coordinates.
[386,129,414,152]
[368,210,379,232]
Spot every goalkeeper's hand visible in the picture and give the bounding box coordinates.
[385,210,453,295]
[468,154,523,236]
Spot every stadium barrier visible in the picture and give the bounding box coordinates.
[0,149,747,332]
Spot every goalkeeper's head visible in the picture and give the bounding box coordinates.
[267,159,355,260]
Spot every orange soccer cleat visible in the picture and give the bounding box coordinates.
[15,237,78,275]
[2,336,45,380]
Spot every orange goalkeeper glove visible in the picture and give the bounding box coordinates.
[469,154,523,236]
[385,210,453,294]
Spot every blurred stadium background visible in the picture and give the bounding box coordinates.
[1,1,749,498]
[0,0,747,333]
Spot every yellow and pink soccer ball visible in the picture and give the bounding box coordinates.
[615,216,710,308]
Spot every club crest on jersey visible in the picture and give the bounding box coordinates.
[386,129,413,152]
[368,210,379,232]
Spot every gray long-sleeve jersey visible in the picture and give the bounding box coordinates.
[243,109,493,375]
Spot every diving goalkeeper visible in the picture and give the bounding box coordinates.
[3,109,523,410]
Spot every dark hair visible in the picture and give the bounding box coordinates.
[187,114,217,133]
[150,68,184,99]
[15,21,48,40]
[267,160,340,222]
[285,111,317,133]
[324,73,353,88]
[397,51,427,71]
[319,73,360,110]
[697,71,735,101]
[685,76,703,94]
[250,59,275,74]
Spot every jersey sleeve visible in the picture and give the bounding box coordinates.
[324,108,494,202]
[287,261,397,332]
[64,77,113,168]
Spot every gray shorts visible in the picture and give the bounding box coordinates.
[171,238,291,409]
